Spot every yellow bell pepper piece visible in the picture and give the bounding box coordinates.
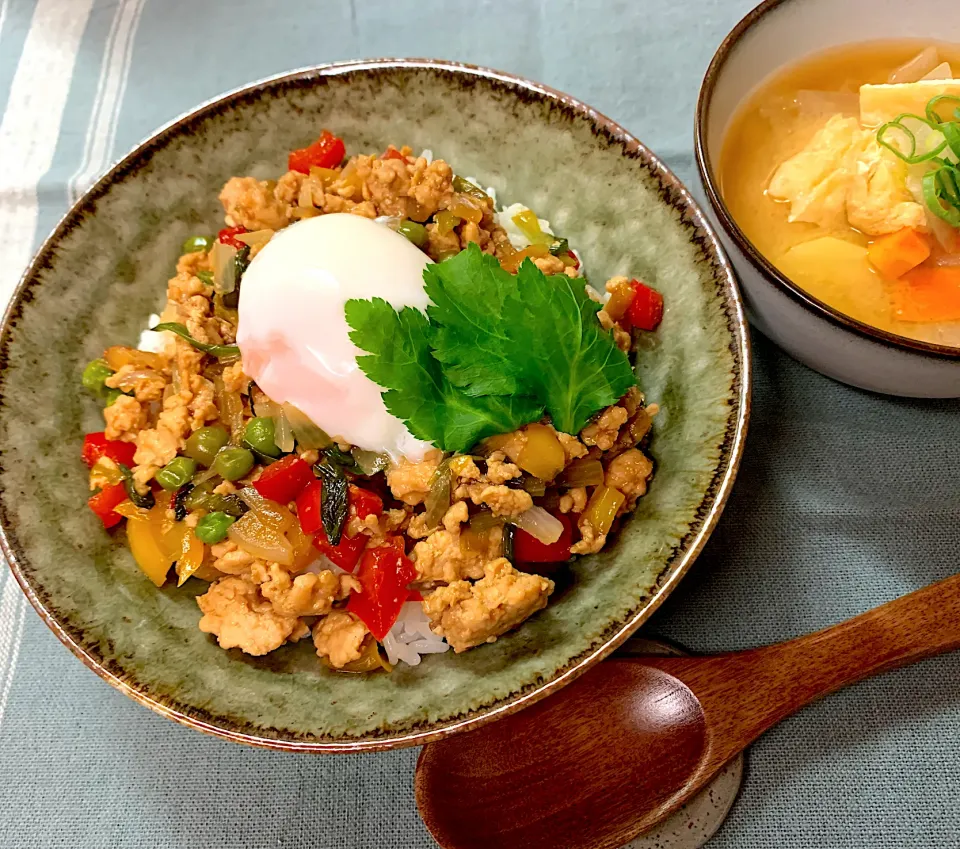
[516,423,566,481]
[582,485,626,536]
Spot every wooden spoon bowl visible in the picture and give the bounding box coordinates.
[416,573,960,849]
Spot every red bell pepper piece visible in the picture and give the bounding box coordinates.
[217,226,248,249]
[288,130,346,174]
[82,432,137,469]
[295,479,322,535]
[88,483,129,529]
[513,511,573,563]
[346,540,417,640]
[348,484,383,520]
[382,147,407,161]
[252,455,314,504]
[625,279,664,331]
[312,527,368,572]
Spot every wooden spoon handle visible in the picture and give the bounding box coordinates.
[646,571,960,769]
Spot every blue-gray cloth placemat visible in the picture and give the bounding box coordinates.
[0,1,957,846]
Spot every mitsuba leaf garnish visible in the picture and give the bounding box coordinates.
[345,243,636,451]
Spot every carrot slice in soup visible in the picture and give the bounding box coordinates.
[867,228,931,280]
[892,266,960,323]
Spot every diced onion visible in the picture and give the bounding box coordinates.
[560,459,605,487]
[238,487,295,531]
[272,406,295,453]
[234,229,274,249]
[423,459,452,529]
[352,448,390,476]
[228,512,294,566]
[214,376,244,444]
[281,402,332,450]
[210,241,238,294]
[888,47,939,84]
[513,505,563,545]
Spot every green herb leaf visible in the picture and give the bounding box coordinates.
[313,458,348,545]
[117,463,156,510]
[345,297,543,452]
[151,322,240,359]
[424,244,635,433]
[346,243,635,450]
[424,247,524,396]
[512,259,636,433]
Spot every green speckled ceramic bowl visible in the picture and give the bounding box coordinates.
[0,59,749,752]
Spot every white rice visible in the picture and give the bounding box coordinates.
[137,313,166,353]
[381,600,450,666]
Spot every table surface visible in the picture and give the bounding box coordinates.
[1,1,958,847]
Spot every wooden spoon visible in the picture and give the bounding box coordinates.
[415,572,960,849]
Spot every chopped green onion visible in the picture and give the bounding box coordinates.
[877,95,960,229]
[196,270,213,286]
[150,322,240,359]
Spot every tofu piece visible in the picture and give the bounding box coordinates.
[860,79,960,127]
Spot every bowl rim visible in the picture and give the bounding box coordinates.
[695,0,960,361]
[2,57,751,752]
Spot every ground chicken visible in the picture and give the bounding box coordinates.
[187,374,218,431]
[219,176,289,230]
[386,450,442,505]
[556,430,588,462]
[423,558,554,652]
[559,486,588,515]
[454,483,532,518]
[210,541,256,576]
[484,452,521,485]
[132,390,191,485]
[313,611,368,669]
[598,309,632,352]
[426,222,460,259]
[222,361,248,394]
[103,395,148,442]
[605,449,654,500]
[580,405,629,451]
[533,254,566,275]
[442,500,469,533]
[104,365,167,403]
[197,577,307,656]
[571,522,606,556]
[412,524,503,584]
[256,563,340,617]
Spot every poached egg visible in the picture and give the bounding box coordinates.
[237,214,434,461]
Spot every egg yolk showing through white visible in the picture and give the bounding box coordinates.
[237,213,434,461]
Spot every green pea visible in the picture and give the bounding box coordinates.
[244,417,280,458]
[104,388,126,407]
[181,234,213,254]
[185,426,229,467]
[397,219,427,248]
[82,359,114,396]
[195,511,235,544]
[155,456,197,491]
[212,447,254,481]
